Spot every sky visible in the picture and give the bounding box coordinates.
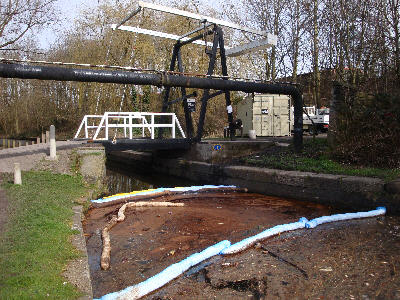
[38,0,100,49]
[37,0,224,50]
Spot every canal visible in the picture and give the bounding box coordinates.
[105,162,199,196]
[84,163,351,298]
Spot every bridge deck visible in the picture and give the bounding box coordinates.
[94,138,191,151]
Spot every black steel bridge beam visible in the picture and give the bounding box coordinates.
[0,62,303,152]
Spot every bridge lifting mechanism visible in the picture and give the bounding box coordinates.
[112,1,277,141]
[0,2,304,152]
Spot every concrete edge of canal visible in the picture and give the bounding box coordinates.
[107,150,400,214]
[63,205,94,300]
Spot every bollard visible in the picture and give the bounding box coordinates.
[49,125,57,160]
[46,131,50,143]
[7,139,11,148]
[12,140,16,148]
[36,137,40,144]
[14,163,22,185]
[248,130,256,140]
[41,132,45,144]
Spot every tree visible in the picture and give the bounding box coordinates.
[380,0,400,86]
[0,0,58,49]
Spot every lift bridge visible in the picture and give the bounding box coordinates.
[0,1,304,152]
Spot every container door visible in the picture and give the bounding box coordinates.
[253,97,262,136]
[272,96,291,136]
[261,95,273,136]
[253,115,262,136]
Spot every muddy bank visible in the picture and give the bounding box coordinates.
[84,192,336,298]
[151,215,400,299]
[84,190,400,299]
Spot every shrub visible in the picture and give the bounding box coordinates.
[331,90,400,168]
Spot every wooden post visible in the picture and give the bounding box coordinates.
[41,132,45,143]
[46,130,50,143]
[36,137,40,144]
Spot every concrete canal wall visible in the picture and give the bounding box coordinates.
[107,150,400,214]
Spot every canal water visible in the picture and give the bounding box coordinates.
[105,162,200,196]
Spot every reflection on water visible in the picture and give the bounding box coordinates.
[105,163,200,196]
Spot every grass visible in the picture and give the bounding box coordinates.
[241,138,400,181]
[0,171,87,300]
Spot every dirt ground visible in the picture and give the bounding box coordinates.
[153,215,400,300]
[84,192,400,299]
[83,191,397,299]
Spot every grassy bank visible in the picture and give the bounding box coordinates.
[240,138,400,181]
[0,171,87,299]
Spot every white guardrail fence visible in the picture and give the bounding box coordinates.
[74,112,186,140]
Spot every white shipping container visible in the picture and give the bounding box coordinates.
[237,93,292,137]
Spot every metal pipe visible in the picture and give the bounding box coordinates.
[167,91,197,105]
[0,63,157,85]
[178,29,214,47]
[177,22,212,40]
[0,62,303,151]
[0,63,298,95]
[209,90,224,98]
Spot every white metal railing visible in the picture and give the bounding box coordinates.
[74,112,186,140]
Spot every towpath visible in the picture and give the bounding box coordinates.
[0,140,87,236]
[0,140,86,173]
